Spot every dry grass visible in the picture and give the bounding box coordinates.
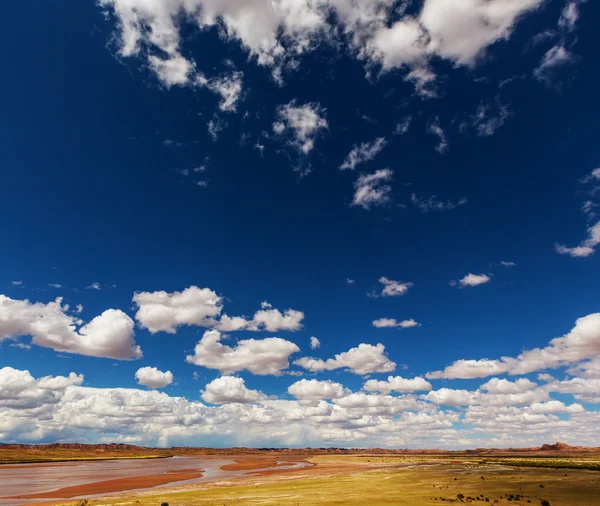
[54,456,600,506]
[0,448,172,465]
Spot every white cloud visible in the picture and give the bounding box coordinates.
[363,375,432,394]
[556,221,600,258]
[411,194,467,212]
[295,342,396,375]
[135,367,174,389]
[558,2,580,32]
[100,0,546,96]
[48,284,62,289]
[377,276,413,297]
[197,71,244,112]
[86,282,101,290]
[247,309,304,332]
[207,115,227,141]
[260,301,272,309]
[456,273,491,287]
[0,295,141,360]
[273,101,327,155]
[480,377,537,394]
[340,137,387,170]
[310,336,321,350]
[372,318,420,329]
[546,377,600,404]
[202,376,263,404]
[288,379,350,405]
[0,367,83,409]
[428,118,448,153]
[501,261,516,267]
[133,286,223,334]
[346,278,356,285]
[467,100,511,137]
[148,54,193,88]
[425,387,548,407]
[427,359,507,380]
[428,312,600,380]
[394,117,412,135]
[534,45,575,83]
[1,365,599,448]
[216,308,304,333]
[352,169,393,210]
[186,329,300,376]
[11,281,22,286]
[133,286,303,334]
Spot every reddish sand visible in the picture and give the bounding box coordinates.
[8,470,204,499]
[220,459,280,471]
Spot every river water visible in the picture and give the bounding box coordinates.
[0,456,310,505]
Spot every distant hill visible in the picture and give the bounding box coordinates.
[1,441,599,457]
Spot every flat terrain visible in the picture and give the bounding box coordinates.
[29,455,600,506]
[0,446,173,465]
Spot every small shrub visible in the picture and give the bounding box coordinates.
[76,501,89,506]
[541,501,550,506]
[161,503,169,506]
[458,493,465,500]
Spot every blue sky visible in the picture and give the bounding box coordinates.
[1,0,599,448]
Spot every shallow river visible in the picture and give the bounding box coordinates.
[0,456,310,505]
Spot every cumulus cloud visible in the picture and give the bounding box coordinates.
[133,286,223,334]
[216,308,304,333]
[186,330,300,376]
[411,194,467,212]
[454,273,491,287]
[340,137,387,170]
[295,342,396,375]
[363,376,432,394]
[376,276,413,297]
[99,0,546,94]
[202,376,263,404]
[0,295,141,360]
[372,318,420,329]
[501,261,516,267]
[135,367,174,389]
[556,221,600,258]
[273,101,327,155]
[0,366,597,448]
[480,377,537,394]
[310,336,321,350]
[352,169,393,210]
[0,367,83,410]
[133,286,303,334]
[427,312,600,380]
[425,386,549,407]
[288,379,350,405]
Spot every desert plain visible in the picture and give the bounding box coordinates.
[1,443,599,506]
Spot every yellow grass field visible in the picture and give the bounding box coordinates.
[54,456,600,506]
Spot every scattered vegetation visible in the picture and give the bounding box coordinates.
[68,456,600,506]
